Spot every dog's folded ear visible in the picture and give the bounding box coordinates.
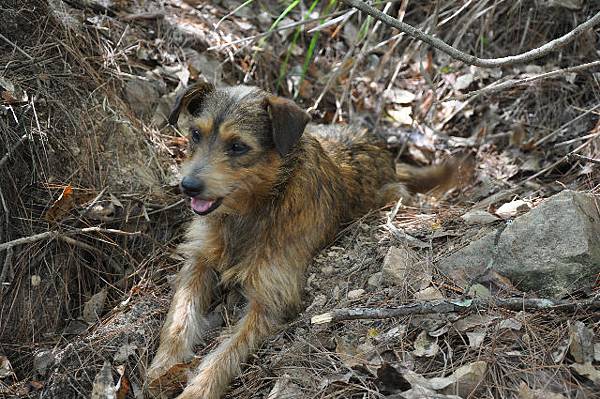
[168,81,215,126]
[266,96,310,157]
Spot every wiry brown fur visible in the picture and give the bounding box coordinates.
[147,83,458,399]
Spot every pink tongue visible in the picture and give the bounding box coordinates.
[191,197,215,213]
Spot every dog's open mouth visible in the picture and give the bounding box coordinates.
[190,197,223,216]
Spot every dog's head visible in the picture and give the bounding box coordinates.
[169,83,310,216]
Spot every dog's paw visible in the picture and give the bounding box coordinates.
[146,357,201,398]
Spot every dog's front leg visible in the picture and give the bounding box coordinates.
[175,299,276,399]
[147,255,217,382]
[176,262,302,399]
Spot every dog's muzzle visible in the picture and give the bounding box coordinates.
[180,176,223,216]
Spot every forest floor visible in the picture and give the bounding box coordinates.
[1,0,599,398]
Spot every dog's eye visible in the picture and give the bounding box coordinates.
[227,142,250,156]
[190,128,202,143]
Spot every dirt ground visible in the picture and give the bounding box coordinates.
[1,0,599,398]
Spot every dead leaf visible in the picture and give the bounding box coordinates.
[495,199,531,219]
[115,365,130,399]
[0,356,14,379]
[83,287,108,323]
[453,314,498,332]
[266,375,303,399]
[147,357,201,396]
[498,318,522,331]
[454,73,474,91]
[434,361,487,397]
[91,361,115,399]
[44,185,74,222]
[347,289,365,300]
[518,381,566,399]
[413,330,439,357]
[466,331,486,348]
[552,337,570,363]
[467,283,491,299]
[383,246,431,290]
[402,361,487,397]
[569,321,594,364]
[335,338,376,369]
[384,89,416,104]
[543,0,583,10]
[414,287,444,301]
[374,325,406,343]
[388,107,413,125]
[31,275,42,287]
[570,363,600,385]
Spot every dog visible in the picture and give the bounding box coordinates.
[146,82,459,399]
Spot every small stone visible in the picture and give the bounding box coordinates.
[33,350,55,376]
[347,289,365,300]
[383,247,430,290]
[461,209,500,225]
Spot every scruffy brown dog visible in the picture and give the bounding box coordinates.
[147,82,457,399]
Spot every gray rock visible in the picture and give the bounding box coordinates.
[124,77,161,118]
[367,271,383,288]
[382,246,431,290]
[184,49,223,84]
[438,190,600,297]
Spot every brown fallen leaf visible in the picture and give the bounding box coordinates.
[44,185,74,222]
[115,365,130,399]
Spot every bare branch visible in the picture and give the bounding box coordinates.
[341,0,600,68]
[311,297,600,324]
[0,33,33,61]
[0,227,141,252]
[456,60,600,100]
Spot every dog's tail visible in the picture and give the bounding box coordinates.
[396,157,471,196]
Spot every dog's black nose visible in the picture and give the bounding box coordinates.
[180,176,205,197]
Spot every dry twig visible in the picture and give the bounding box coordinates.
[0,33,33,61]
[456,60,600,100]
[0,227,141,252]
[311,297,600,324]
[341,0,600,68]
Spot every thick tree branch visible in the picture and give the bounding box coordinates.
[341,0,600,68]
[311,297,600,324]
